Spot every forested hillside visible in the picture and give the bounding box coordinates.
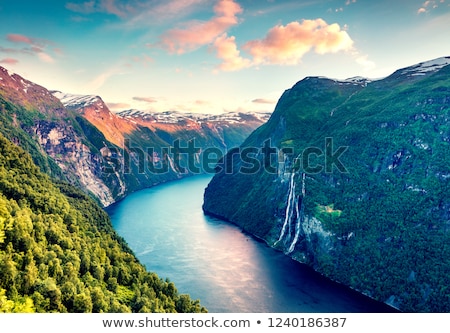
[0,133,206,313]
[203,57,450,312]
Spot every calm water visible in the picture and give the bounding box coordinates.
[107,174,396,313]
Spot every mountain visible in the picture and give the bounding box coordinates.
[0,132,205,312]
[203,56,450,312]
[52,90,270,153]
[51,90,269,203]
[0,66,268,207]
[0,67,126,206]
[115,108,270,151]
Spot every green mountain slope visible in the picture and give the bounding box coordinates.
[0,66,268,207]
[203,57,450,312]
[0,133,206,313]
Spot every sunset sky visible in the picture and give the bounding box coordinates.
[1,0,449,114]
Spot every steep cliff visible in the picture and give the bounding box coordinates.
[51,91,270,204]
[0,66,268,206]
[0,67,124,206]
[203,56,450,312]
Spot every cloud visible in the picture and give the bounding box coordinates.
[213,34,251,71]
[66,0,136,18]
[127,0,207,26]
[87,66,124,90]
[0,58,19,65]
[252,98,276,104]
[212,18,372,72]
[157,0,243,54]
[53,48,65,56]
[7,34,34,44]
[133,96,158,103]
[66,1,97,14]
[354,53,375,71]
[37,52,55,63]
[242,19,354,66]
[0,46,21,54]
[66,0,208,23]
[106,102,131,110]
[130,54,154,67]
[417,0,444,13]
[194,100,210,105]
[5,33,59,63]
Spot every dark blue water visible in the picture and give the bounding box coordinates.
[107,174,396,313]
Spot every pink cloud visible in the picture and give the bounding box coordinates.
[242,19,354,66]
[37,52,55,63]
[0,58,19,65]
[158,0,242,54]
[131,54,154,67]
[252,98,276,104]
[5,33,60,64]
[7,34,34,44]
[194,100,210,105]
[213,34,250,71]
[107,102,131,110]
[101,0,134,18]
[212,19,365,72]
[53,48,64,56]
[6,33,52,50]
[133,96,158,103]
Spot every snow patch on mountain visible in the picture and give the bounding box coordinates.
[400,56,450,76]
[52,91,101,108]
[305,75,374,87]
[117,109,271,125]
[341,76,373,85]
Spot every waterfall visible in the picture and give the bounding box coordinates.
[274,172,296,246]
[167,155,178,173]
[288,173,306,253]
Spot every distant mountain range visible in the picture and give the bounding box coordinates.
[0,66,269,206]
[203,56,450,312]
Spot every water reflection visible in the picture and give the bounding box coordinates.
[107,175,396,313]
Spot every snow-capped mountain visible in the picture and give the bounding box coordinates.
[116,109,271,125]
[51,90,271,150]
[399,56,450,77]
[341,76,374,85]
[0,66,63,116]
[51,91,102,109]
[51,90,271,127]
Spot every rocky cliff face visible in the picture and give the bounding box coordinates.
[203,57,450,312]
[0,66,268,207]
[32,120,118,206]
[0,67,124,206]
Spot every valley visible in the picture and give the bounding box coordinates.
[1,56,450,313]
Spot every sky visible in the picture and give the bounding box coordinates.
[0,0,449,115]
